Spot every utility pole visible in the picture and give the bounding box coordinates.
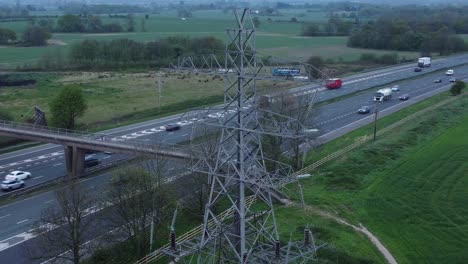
[158,72,162,113]
[373,102,379,141]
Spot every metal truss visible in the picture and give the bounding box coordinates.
[167,52,331,85]
[162,8,323,264]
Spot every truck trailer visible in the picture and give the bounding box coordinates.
[374,88,392,102]
[417,57,431,67]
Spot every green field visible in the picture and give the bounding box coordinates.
[0,10,420,68]
[0,72,297,128]
[294,94,468,263]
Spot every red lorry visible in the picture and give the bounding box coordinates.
[325,78,342,89]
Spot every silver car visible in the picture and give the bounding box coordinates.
[1,178,25,191]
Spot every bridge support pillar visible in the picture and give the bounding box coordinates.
[64,146,85,178]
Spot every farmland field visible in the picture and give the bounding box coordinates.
[295,94,468,263]
[0,10,420,68]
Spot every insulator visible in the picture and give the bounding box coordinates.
[304,227,310,247]
[170,230,176,250]
[275,239,281,258]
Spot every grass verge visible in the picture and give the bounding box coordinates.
[292,92,468,263]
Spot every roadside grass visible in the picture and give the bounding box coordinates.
[0,72,297,129]
[275,205,386,263]
[293,93,468,263]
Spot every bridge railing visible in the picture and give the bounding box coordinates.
[0,119,190,157]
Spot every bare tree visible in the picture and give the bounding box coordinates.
[181,123,221,216]
[259,91,319,170]
[25,179,99,264]
[105,158,175,258]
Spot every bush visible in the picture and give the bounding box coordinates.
[0,108,14,121]
[450,81,465,95]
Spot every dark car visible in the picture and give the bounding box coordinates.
[434,79,442,83]
[358,106,371,114]
[164,124,181,131]
[414,67,422,72]
[84,157,101,168]
[449,78,457,82]
[399,94,410,100]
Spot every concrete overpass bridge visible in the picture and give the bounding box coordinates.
[0,120,190,177]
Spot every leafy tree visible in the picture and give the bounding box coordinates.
[49,86,87,129]
[450,81,465,95]
[0,28,16,44]
[57,14,84,32]
[140,18,146,32]
[306,56,325,79]
[0,107,14,121]
[302,23,321,36]
[127,14,136,32]
[253,17,260,28]
[22,26,51,46]
[38,18,55,31]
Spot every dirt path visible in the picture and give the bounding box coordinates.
[295,203,398,264]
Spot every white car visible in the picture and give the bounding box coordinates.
[391,85,400,91]
[4,171,31,181]
[1,178,25,191]
[446,69,454,76]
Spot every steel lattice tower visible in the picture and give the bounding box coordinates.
[162,9,323,263]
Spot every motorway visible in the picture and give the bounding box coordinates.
[0,54,468,262]
[2,54,468,189]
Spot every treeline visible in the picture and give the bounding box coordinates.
[0,28,16,44]
[67,36,224,69]
[0,5,29,18]
[0,26,50,46]
[348,19,467,55]
[37,14,128,33]
[302,14,355,36]
[59,4,146,15]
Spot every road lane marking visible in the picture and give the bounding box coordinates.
[0,214,11,219]
[33,176,44,180]
[53,163,62,167]
[45,200,54,204]
[103,156,111,159]
[17,219,29,225]
[168,167,175,171]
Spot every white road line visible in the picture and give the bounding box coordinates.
[0,214,11,219]
[16,219,29,225]
[45,200,54,204]
[103,156,111,159]
[33,176,44,180]
[168,167,175,171]
[53,163,62,167]
[182,133,189,137]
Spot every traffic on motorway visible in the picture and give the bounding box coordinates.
[0,54,467,262]
[1,54,468,194]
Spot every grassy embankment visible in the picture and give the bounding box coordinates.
[286,92,468,263]
[87,87,468,264]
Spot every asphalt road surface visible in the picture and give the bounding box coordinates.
[0,55,468,262]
